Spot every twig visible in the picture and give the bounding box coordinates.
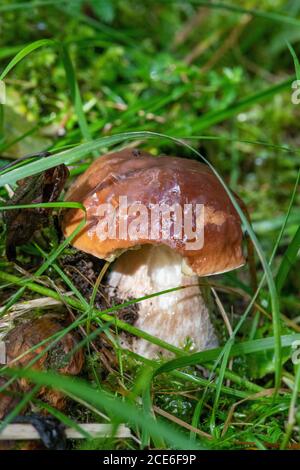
[200,14,251,72]
[173,7,208,48]
[0,423,132,440]
[184,30,222,65]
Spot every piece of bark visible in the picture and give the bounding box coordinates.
[0,377,21,420]
[4,163,69,260]
[4,316,84,409]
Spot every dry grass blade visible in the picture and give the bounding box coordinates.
[153,405,212,440]
[222,388,282,437]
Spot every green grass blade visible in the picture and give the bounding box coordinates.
[287,42,300,81]
[169,0,300,28]
[0,39,56,80]
[191,77,294,133]
[209,338,234,434]
[280,363,300,449]
[60,44,92,142]
[1,368,206,450]
[275,225,300,296]
[0,0,72,13]
[154,334,299,376]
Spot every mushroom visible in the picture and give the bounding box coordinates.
[62,149,245,358]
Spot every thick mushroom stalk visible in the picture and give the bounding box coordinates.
[107,244,217,358]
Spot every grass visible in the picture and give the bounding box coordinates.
[0,0,299,451]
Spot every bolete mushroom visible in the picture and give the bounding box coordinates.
[62,149,245,358]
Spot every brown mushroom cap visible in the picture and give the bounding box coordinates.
[62,149,245,276]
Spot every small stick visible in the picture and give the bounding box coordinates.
[0,423,132,440]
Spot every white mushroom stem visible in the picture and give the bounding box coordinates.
[107,245,217,358]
